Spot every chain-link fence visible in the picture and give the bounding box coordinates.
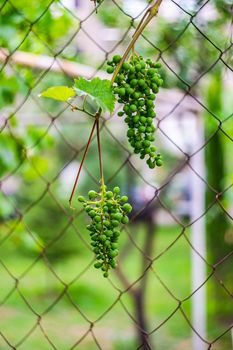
[0,0,232,349]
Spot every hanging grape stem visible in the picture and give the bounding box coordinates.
[111,0,163,82]
[69,117,98,207]
[69,0,163,207]
[96,117,104,186]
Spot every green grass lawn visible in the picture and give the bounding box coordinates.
[0,224,231,349]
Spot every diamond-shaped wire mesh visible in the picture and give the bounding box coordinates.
[0,0,232,349]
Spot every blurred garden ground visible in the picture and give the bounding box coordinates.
[0,0,233,349]
[0,225,230,350]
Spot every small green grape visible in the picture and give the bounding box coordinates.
[122,62,130,70]
[106,191,113,199]
[107,66,114,74]
[113,55,122,63]
[88,190,98,199]
[156,159,163,166]
[123,203,132,213]
[94,215,101,223]
[121,216,129,224]
[94,262,102,269]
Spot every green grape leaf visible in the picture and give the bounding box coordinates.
[74,77,115,113]
[39,86,75,102]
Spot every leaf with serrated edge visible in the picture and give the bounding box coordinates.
[39,86,75,102]
[74,78,115,113]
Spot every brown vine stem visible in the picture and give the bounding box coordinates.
[96,117,104,186]
[69,118,97,207]
[111,0,163,84]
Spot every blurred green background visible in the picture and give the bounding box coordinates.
[0,0,232,349]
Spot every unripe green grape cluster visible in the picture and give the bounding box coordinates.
[78,185,132,277]
[107,54,163,169]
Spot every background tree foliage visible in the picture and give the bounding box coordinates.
[0,0,232,348]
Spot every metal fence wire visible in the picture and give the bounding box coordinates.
[0,0,232,349]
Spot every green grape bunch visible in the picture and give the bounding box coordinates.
[107,54,163,169]
[78,185,132,278]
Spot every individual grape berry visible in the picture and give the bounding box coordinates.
[121,216,129,224]
[113,55,122,64]
[113,186,120,193]
[120,196,128,202]
[88,190,98,199]
[78,184,132,277]
[156,158,163,166]
[107,66,114,74]
[106,54,163,169]
[123,203,133,213]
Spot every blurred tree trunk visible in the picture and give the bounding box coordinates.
[134,289,151,349]
[134,217,156,349]
[205,72,232,322]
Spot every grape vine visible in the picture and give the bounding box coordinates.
[40,0,164,277]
